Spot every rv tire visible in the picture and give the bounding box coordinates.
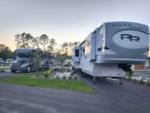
[119,78,123,85]
[11,70,16,73]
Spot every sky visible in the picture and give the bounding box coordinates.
[0,0,150,51]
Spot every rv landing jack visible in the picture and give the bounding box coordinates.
[92,76,96,84]
[71,69,81,76]
[119,78,123,85]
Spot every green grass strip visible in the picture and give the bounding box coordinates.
[0,73,93,93]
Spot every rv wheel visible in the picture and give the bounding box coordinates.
[80,72,87,77]
[11,70,16,73]
[119,78,123,85]
[92,76,96,84]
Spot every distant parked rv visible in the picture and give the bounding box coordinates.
[10,48,38,72]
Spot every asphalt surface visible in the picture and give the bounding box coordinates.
[0,72,15,79]
[0,73,150,113]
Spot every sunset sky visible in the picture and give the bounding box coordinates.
[0,0,150,51]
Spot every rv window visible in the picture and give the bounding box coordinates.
[75,49,79,57]
[99,25,103,35]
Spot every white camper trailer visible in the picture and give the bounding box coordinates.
[72,22,149,83]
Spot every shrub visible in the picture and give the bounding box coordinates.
[74,76,77,80]
[47,69,53,75]
[68,76,72,80]
[147,81,150,86]
[43,73,48,79]
[64,62,71,67]
[62,76,66,80]
[0,68,5,72]
[127,70,133,79]
[43,69,53,79]
[56,76,59,79]
[140,78,144,84]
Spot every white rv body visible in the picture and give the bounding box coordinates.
[73,22,149,78]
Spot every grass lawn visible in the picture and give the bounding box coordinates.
[0,73,93,93]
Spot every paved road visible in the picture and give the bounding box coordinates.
[0,74,150,113]
[0,72,15,79]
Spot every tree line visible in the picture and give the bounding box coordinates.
[0,44,13,61]
[15,32,79,56]
[15,33,56,53]
[0,32,80,61]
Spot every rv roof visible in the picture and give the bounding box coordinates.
[14,48,36,57]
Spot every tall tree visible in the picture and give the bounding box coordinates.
[39,34,49,52]
[15,34,21,48]
[67,42,74,56]
[62,42,68,55]
[47,38,57,53]
[15,33,33,48]
[31,37,39,49]
[26,33,34,47]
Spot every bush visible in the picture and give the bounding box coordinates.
[127,70,133,79]
[74,76,77,80]
[68,76,72,80]
[43,73,48,79]
[64,62,71,67]
[0,68,5,72]
[56,76,59,79]
[62,76,66,80]
[140,78,144,84]
[47,69,53,75]
[147,81,150,86]
[43,69,53,79]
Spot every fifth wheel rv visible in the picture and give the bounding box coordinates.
[72,22,149,83]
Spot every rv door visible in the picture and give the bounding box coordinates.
[73,48,80,63]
